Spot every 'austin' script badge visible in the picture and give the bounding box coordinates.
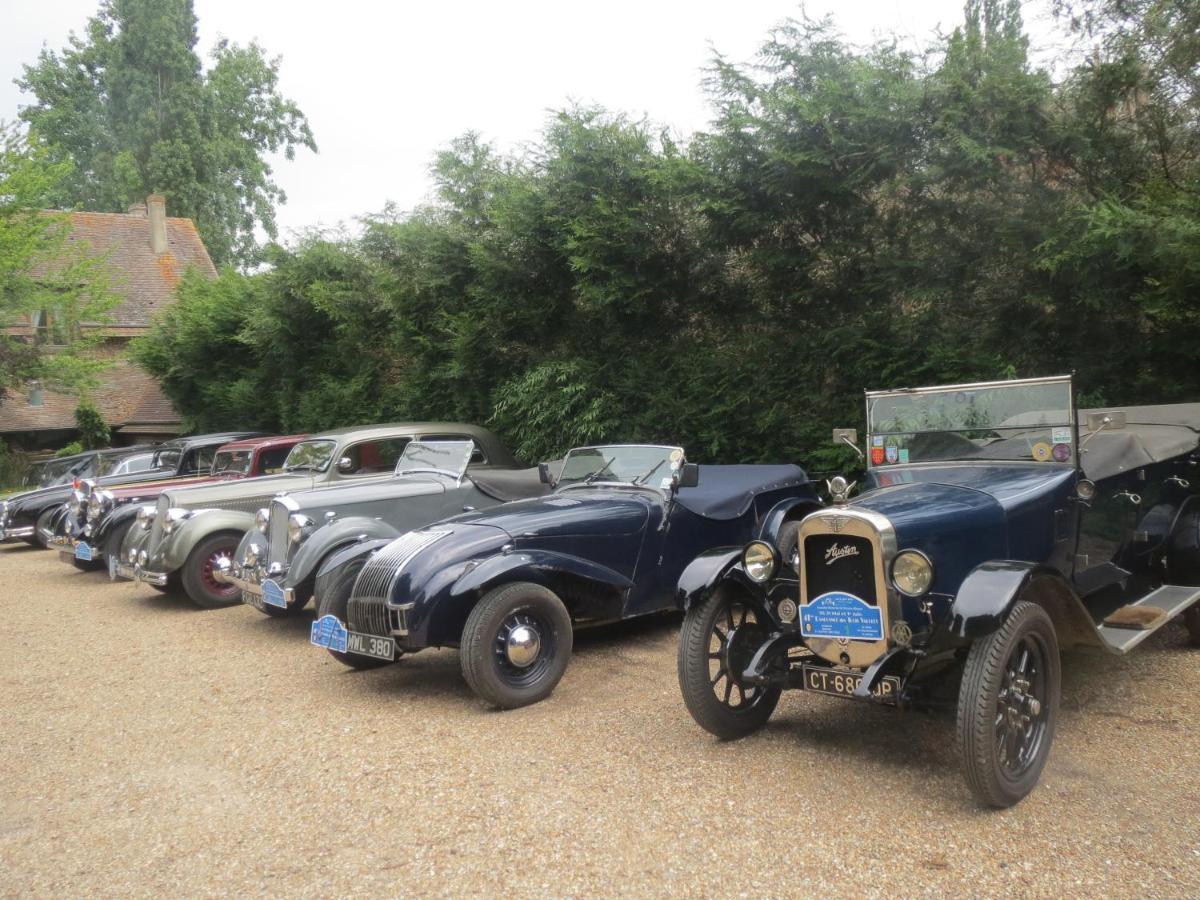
[824,542,860,565]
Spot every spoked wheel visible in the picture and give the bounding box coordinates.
[461,582,573,709]
[678,588,781,739]
[957,600,1060,808]
[182,533,243,608]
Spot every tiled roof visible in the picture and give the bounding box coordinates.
[30,208,216,328]
[0,360,179,434]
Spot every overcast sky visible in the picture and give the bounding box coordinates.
[2,1,1067,244]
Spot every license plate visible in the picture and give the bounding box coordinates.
[261,579,287,609]
[346,631,395,661]
[802,665,899,702]
[242,590,266,612]
[75,542,93,561]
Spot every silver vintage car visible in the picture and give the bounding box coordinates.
[217,439,552,617]
[116,423,519,608]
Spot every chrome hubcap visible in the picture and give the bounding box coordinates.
[505,624,541,668]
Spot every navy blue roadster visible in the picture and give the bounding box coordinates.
[676,375,1200,807]
[309,444,818,708]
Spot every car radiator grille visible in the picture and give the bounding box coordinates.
[149,494,170,551]
[350,529,449,608]
[347,596,393,637]
[803,533,878,604]
[268,500,290,566]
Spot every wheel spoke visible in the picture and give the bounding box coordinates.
[737,605,748,628]
[723,678,733,704]
[710,667,726,687]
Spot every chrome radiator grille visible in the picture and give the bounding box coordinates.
[149,494,170,549]
[351,530,449,603]
[347,596,392,636]
[268,499,291,566]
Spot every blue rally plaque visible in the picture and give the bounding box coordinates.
[261,579,287,609]
[800,591,884,641]
[309,614,348,652]
[74,542,93,562]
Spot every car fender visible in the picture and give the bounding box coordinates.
[313,537,395,586]
[449,548,634,600]
[94,504,140,553]
[949,560,1104,650]
[757,496,822,545]
[287,516,404,588]
[676,547,745,611]
[160,509,256,571]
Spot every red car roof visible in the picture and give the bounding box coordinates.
[215,433,309,452]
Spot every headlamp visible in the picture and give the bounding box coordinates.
[743,541,777,583]
[255,508,269,532]
[162,508,190,534]
[892,550,934,597]
[287,514,314,544]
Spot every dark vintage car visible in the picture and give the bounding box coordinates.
[116,423,520,608]
[309,444,818,709]
[675,375,1200,807]
[24,445,158,489]
[218,440,552,617]
[55,434,307,572]
[0,433,261,548]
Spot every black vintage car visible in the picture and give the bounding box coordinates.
[310,444,818,708]
[676,376,1200,807]
[0,432,262,549]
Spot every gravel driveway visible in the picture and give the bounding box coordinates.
[2,542,1198,897]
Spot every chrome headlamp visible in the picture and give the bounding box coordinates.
[87,490,115,520]
[136,505,156,529]
[162,508,191,534]
[743,540,777,583]
[255,507,269,532]
[891,550,934,597]
[244,542,261,567]
[68,490,85,516]
[287,514,314,544]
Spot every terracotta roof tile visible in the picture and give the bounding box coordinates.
[31,209,216,328]
[0,361,179,434]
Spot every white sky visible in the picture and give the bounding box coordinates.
[1,1,1068,245]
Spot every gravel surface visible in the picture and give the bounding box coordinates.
[2,541,1198,897]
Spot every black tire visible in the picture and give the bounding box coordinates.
[1183,604,1200,648]
[678,587,781,739]
[460,582,573,709]
[315,558,392,670]
[957,600,1060,808]
[180,533,243,609]
[33,508,55,548]
[777,519,802,572]
[101,521,134,574]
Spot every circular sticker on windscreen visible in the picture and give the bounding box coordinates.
[1031,442,1053,462]
[1052,442,1071,462]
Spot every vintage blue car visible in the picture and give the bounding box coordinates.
[676,375,1200,807]
[309,444,818,708]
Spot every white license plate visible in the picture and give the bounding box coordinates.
[802,665,899,701]
[346,631,395,661]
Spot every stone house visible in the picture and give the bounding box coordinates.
[0,195,215,450]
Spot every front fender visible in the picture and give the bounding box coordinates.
[157,509,256,571]
[676,547,743,611]
[757,496,822,545]
[94,504,140,550]
[949,560,1103,650]
[287,517,404,588]
[313,537,395,585]
[449,549,634,600]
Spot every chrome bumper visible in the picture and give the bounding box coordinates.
[118,564,168,587]
[218,566,296,608]
[1,525,36,542]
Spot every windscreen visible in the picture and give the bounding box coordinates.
[283,440,336,473]
[211,449,253,476]
[866,378,1075,467]
[557,445,684,490]
[394,440,474,479]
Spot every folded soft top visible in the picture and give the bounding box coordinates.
[471,464,558,503]
[677,464,809,520]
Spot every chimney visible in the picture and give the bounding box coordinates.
[127,200,147,217]
[146,194,168,255]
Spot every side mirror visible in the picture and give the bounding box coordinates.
[833,428,864,460]
[677,463,700,489]
[336,456,354,473]
[538,462,555,485]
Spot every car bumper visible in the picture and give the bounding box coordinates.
[114,563,169,587]
[1,525,36,542]
[217,567,296,609]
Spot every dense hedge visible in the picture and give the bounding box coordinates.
[133,3,1200,469]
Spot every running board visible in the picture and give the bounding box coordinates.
[1097,585,1200,654]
